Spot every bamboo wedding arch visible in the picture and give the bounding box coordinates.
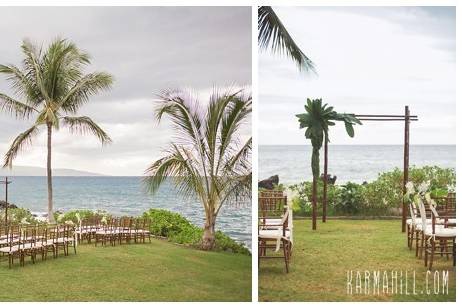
[320,106,418,232]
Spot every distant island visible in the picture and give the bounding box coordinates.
[0,166,105,176]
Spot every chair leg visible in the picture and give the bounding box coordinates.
[409,226,414,250]
[429,237,435,270]
[424,236,428,267]
[453,239,456,267]
[415,231,420,257]
[407,224,411,248]
[283,240,289,273]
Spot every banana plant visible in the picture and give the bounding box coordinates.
[296,98,361,230]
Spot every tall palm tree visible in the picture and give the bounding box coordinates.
[296,98,361,230]
[258,6,315,73]
[144,89,252,250]
[0,38,113,222]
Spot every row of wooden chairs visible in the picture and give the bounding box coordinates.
[0,224,76,268]
[406,193,456,270]
[76,217,151,246]
[258,190,293,273]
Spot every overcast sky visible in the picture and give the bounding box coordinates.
[259,6,455,145]
[0,7,251,176]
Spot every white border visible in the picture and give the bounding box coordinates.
[0,0,460,306]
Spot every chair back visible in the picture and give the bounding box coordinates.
[446,193,456,214]
[3,225,20,252]
[258,193,287,219]
[144,217,151,231]
[409,202,418,224]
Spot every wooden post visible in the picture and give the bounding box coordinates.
[2,177,11,226]
[402,106,410,232]
[5,176,7,226]
[322,136,328,223]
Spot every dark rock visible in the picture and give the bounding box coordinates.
[258,175,279,190]
[0,200,18,209]
[321,173,337,185]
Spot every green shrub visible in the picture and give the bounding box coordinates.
[54,209,110,224]
[215,231,251,255]
[0,207,38,224]
[335,182,365,215]
[288,165,455,217]
[288,180,340,216]
[143,208,250,255]
[142,208,196,238]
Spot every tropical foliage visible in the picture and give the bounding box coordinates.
[289,165,456,216]
[296,98,361,228]
[144,88,252,250]
[0,207,38,225]
[258,6,315,72]
[0,38,113,222]
[143,209,250,255]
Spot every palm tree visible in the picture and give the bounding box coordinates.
[296,98,361,230]
[144,88,252,250]
[258,6,315,73]
[0,38,113,223]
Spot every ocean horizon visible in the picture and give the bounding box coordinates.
[1,176,251,249]
[259,144,456,185]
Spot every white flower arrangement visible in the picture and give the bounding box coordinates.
[64,220,75,226]
[57,213,65,223]
[404,180,434,207]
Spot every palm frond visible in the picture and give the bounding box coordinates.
[258,6,315,73]
[0,93,37,119]
[144,144,206,202]
[224,137,252,173]
[218,93,252,160]
[3,125,39,168]
[62,116,112,145]
[59,73,113,113]
[20,39,50,102]
[216,172,252,215]
[0,64,42,103]
[155,89,205,152]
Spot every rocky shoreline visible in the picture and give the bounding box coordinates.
[0,200,18,209]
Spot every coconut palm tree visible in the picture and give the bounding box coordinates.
[0,38,113,223]
[258,6,315,73]
[144,89,252,250]
[296,98,361,230]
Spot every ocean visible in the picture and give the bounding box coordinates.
[259,145,456,185]
[1,177,251,249]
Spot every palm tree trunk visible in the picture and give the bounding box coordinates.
[312,176,317,230]
[201,210,216,250]
[311,147,319,230]
[47,123,55,223]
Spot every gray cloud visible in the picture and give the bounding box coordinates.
[260,6,455,145]
[0,6,251,175]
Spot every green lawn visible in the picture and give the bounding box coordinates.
[1,238,251,301]
[259,219,456,302]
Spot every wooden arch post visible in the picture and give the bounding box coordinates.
[402,106,410,232]
[320,106,416,232]
[1,177,12,225]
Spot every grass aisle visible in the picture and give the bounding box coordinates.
[259,220,455,301]
[1,239,251,301]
